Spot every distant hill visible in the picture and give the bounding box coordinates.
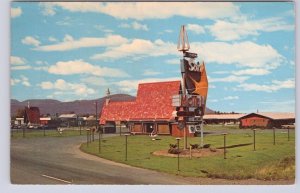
[11,94,135,116]
[11,94,215,116]
[205,107,214,114]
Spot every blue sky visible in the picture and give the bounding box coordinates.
[10,2,295,113]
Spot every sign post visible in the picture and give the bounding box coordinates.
[176,138,181,171]
[273,127,276,145]
[287,126,290,141]
[98,128,101,153]
[125,134,130,161]
[253,129,256,151]
[223,133,227,159]
[79,123,82,135]
[86,129,90,147]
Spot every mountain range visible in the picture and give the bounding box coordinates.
[11,94,214,116]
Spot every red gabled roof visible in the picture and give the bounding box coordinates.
[100,101,136,124]
[100,80,181,124]
[239,112,295,120]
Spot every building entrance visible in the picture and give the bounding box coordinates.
[144,123,154,133]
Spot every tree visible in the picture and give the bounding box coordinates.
[15,108,25,118]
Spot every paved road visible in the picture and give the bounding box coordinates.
[10,134,292,185]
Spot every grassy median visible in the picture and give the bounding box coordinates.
[80,128,295,180]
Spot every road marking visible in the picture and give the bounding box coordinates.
[41,174,72,184]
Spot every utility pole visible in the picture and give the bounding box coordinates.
[95,101,98,142]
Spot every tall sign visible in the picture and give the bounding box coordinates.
[176,25,209,148]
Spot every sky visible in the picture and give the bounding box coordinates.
[10,1,295,113]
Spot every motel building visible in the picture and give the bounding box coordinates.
[238,112,295,129]
[99,80,194,137]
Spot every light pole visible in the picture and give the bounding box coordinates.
[98,126,101,154]
[253,129,256,151]
[273,127,276,145]
[43,125,45,137]
[287,126,290,141]
[94,101,98,142]
[176,137,181,171]
[223,133,227,159]
[125,134,130,161]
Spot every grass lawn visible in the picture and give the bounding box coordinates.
[11,127,91,138]
[80,127,295,180]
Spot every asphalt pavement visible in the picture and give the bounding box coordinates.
[11,134,196,184]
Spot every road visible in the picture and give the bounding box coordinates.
[10,134,292,185]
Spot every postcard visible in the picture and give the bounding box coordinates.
[10,1,295,185]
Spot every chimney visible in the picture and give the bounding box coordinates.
[105,88,110,106]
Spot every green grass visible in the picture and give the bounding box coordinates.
[11,128,90,138]
[80,128,295,180]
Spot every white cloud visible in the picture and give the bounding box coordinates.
[232,68,270,76]
[91,38,283,72]
[132,21,149,31]
[22,81,31,87]
[40,81,53,89]
[11,78,20,86]
[186,24,205,34]
[209,75,249,83]
[94,25,114,33]
[11,7,22,18]
[91,38,178,60]
[35,34,128,51]
[118,23,130,28]
[258,100,295,112]
[209,99,218,103]
[212,71,229,74]
[22,36,41,47]
[11,76,31,87]
[192,41,284,70]
[39,79,95,96]
[55,17,73,26]
[34,66,49,71]
[207,17,294,41]
[142,69,161,76]
[48,60,129,78]
[119,21,149,31]
[20,75,31,87]
[114,77,179,93]
[224,96,239,100]
[40,2,240,20]
[40,3,56,16]
[10,57,31,70]
[11,66,31,70]
[48,36,58,42]
[10,56,26,65]
[165,59,180,65]
[238,79,295,92]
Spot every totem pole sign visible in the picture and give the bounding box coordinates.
[175,25,209,148]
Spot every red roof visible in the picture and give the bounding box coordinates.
[239,112,295,120]
[100,81,181,124]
